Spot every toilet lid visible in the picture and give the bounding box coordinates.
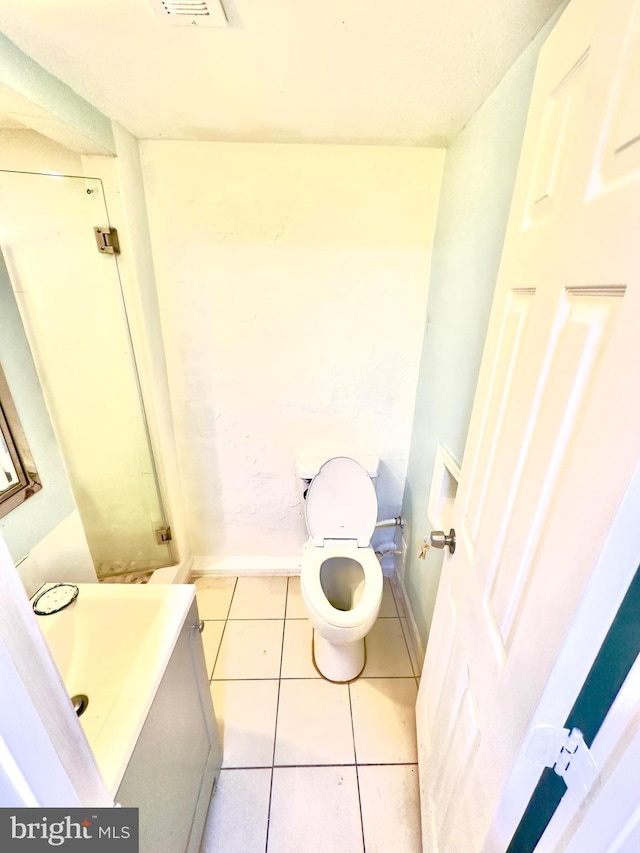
[305,457,377,546]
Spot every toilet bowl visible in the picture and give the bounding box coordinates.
[300,456,383,682]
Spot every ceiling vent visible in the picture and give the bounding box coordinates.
[147,0,227,27]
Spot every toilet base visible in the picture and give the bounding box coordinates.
[312,631,366,683]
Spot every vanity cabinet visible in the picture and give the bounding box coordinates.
[116,600,221,853]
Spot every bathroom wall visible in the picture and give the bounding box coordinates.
[0,245,95,592]
[141,142,444,562]
[0,130,96,593]
[0,30,115,155]
[0,245,74,552]
[0,128,84,174]
[0,129,170,577]
[401,6,568,652]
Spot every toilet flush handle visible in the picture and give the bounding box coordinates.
[430,529,456,555]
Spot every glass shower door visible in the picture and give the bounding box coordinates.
[0,169,172,578]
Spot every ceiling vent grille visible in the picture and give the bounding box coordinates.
[148,0,227,27]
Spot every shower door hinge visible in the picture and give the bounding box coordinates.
[94,226,120,255]
[155,526,172,545]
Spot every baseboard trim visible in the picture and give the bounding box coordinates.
[149,555,193,585]
[390,568,425,674]
[190,556,301,577]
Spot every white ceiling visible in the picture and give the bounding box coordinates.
[0,0,565,146]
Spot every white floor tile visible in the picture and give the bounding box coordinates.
[285,575,308,619]
[213,620,284,680]
[358,765,422,853]
[195,576,237,620]
[228,576,288,619]
[201,620,225,679]
[201,768,271,853]
[362,618,414,677]
[350,678,418,764]
[281,620,320,679]
[197,573,424,853]
[274,679,355,765]
[211,679,279,768]
[378,579,399,617]
[268,767,364,853]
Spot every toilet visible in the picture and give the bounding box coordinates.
[299,456,383,682]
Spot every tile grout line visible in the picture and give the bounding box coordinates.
[401,617,420,686]
[205,615,402,621]
[387,577,400,619]
[221,762,420,771]
[387,576,402,619]
[388,577,421,688]
[264,576,289,853]
[209,674,418,682]
[207,576,238,681]
[348,682,367,853]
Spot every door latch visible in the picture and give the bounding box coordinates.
[430,528,456,554]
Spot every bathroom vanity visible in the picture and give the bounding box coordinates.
[36,583,221,853]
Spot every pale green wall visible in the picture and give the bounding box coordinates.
[0,250,76,561]
[402,6,568,650]
[0,33,113,566]
[0,31,114,155]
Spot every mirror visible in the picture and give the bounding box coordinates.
[0,361,42,517]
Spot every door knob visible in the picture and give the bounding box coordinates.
[430,529,456,555]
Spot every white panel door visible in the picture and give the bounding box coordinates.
[417,0,640,849]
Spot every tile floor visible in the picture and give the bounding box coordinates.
[195,575,423,853]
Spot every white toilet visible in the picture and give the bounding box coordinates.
[299,456,383,682]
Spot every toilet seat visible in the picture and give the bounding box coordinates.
[301,540,382,630]
[305,456,377,547]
